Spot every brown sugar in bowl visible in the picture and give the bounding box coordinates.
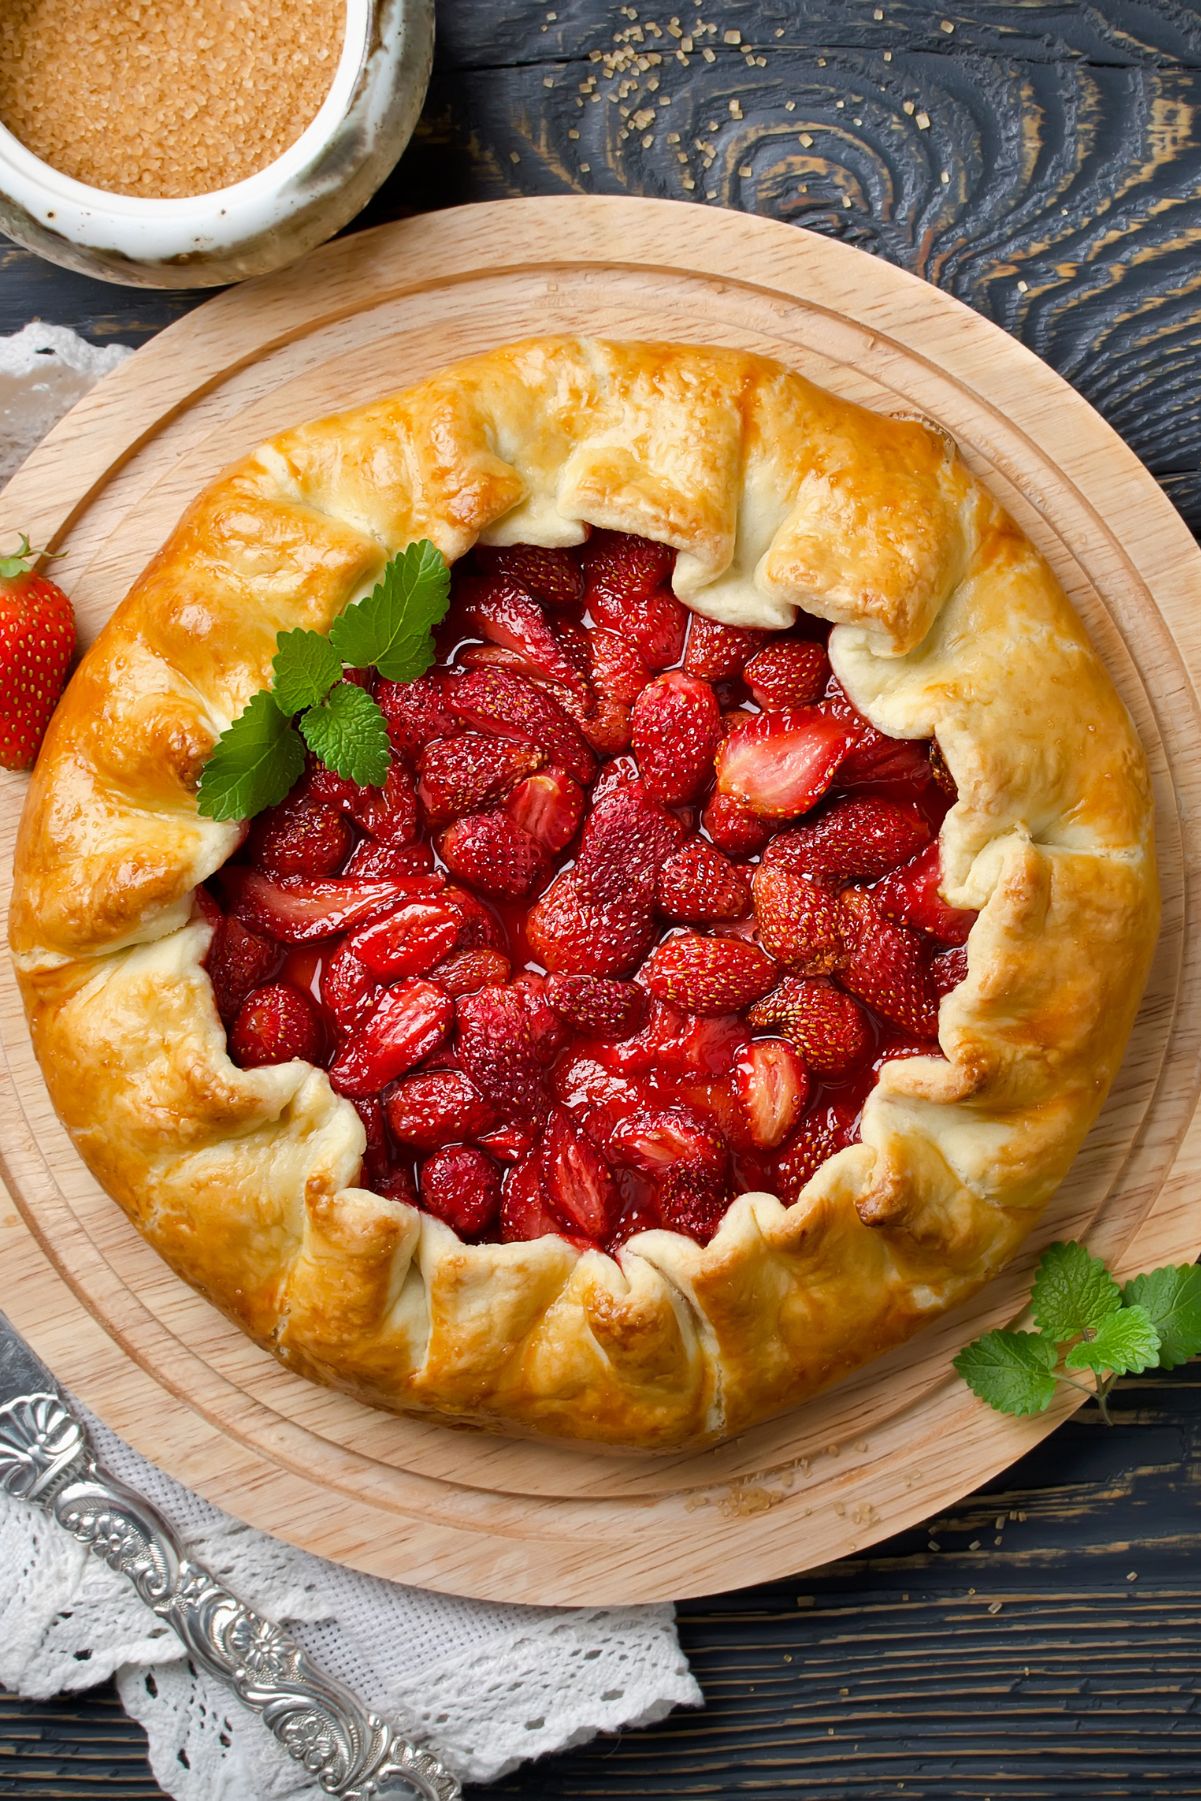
[0,0,434,288]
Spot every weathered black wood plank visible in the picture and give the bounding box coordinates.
[6,1372,1201,1798]
[2,2,1199,528]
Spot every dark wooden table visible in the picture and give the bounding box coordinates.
[2,3,1200,1795]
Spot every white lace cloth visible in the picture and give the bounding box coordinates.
[0,323,701,1796]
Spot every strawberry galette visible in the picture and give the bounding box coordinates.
[10,339,1158,1449]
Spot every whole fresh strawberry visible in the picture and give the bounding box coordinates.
[0,535,75,770]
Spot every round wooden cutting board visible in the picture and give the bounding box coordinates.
[2,197,1199,1607]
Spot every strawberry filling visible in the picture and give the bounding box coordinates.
[201,531,976,1253]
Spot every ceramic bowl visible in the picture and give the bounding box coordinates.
[0,0,434,289]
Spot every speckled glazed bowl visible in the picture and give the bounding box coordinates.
[0,0,433,289]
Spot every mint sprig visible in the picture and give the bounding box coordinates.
[300,680,390,785]
[954,1241,1201,1423]
[330,538,450,680]
[197,540,448,822]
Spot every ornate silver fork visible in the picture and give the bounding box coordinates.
[0,1314,461,1801]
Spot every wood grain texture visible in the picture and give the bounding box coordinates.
[2,0,1198,534]
[7,1374,1201,1799]
[2,195,1199,1610]
[1,0,1199,1794]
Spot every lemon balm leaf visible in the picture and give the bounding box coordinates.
[329,541,451,682]
[1121,1266,1201,1371]
[952,1330,1059,1417]
[272,627,342,715]
[1064,1307,1160,1378]
[196,690,305,822]
[1030,1241,1122,1343]
[299,680,391,786]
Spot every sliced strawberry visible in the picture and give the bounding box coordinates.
[752,864,849,972]
[761,796,931,886]
[504,767,584,853]
[583,529,675,604]
[657,1007,749,1076]
[444,668,595,782]
[607,1103,727,1174]
[748,976,871,1077]
[743,640,831,710]
[631,670,722,805]
[476,542,585,608]
[838,891,939,1038]
[499,1155,564,1242]
[658,1163,729,1244]
[512,970,574,1063]
[931,941,969,999]
[376,672,456,759]
[823,680,932,787]
[590,753,642,806]
[247,793,352,881]
[683,614,768,680]
[327,978,453,1097]
[420,1145,501,1237]
[545,972,647,1038]
[539,1107,619,1239]
[459,574,589,697]
[344,899,460,980]
[657,839,751,924]
[351,1093,390,1185]
[871,841,976,945]
[385,1070,497,1149]
[715,708,860,819]
[578,694,633,755]
[373,1162,419,1207]
[478,1121,538,1164]
[588,625,653,705]
[456,984,546,1115]
[230,982,323,1069]
[343,759,418,844]
[596,584,688,670]
[418,732,544,824]
[343,839,438,880]
[221,868,414,944]
[555,1056,654,1116]
[320,940,384,1033]
[701,791,772,857]
[439,812,545,898]
[642,933,777,1015]
[429,945,511,996]
[204,913,281,1023]
[735,1039,811,1149]
[527,872,657,977]
[774,1098,861,1199]
[607,1195,664,1250]
[440,886,505,950]
[574,784,683,906]
[456,643,539,679]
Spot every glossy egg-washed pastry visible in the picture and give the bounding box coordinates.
[9,339,1158,1449]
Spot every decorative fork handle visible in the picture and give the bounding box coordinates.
[0,1392,461,1801]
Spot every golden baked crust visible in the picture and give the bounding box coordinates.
[9,338,1159,1449]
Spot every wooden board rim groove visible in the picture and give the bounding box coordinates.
[1,197,1200,1604]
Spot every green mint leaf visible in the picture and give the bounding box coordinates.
[196,690,305,822]
[272,628,342,715]
[1121,1266,1201,1370]
[1030,1240,1122,1343]
[953,1330,1058,1417]
[299,680,390,786]
[1064,1306,1160,1377]
[328,540,450,682]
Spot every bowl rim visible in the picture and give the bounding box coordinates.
[0,0,371,234]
